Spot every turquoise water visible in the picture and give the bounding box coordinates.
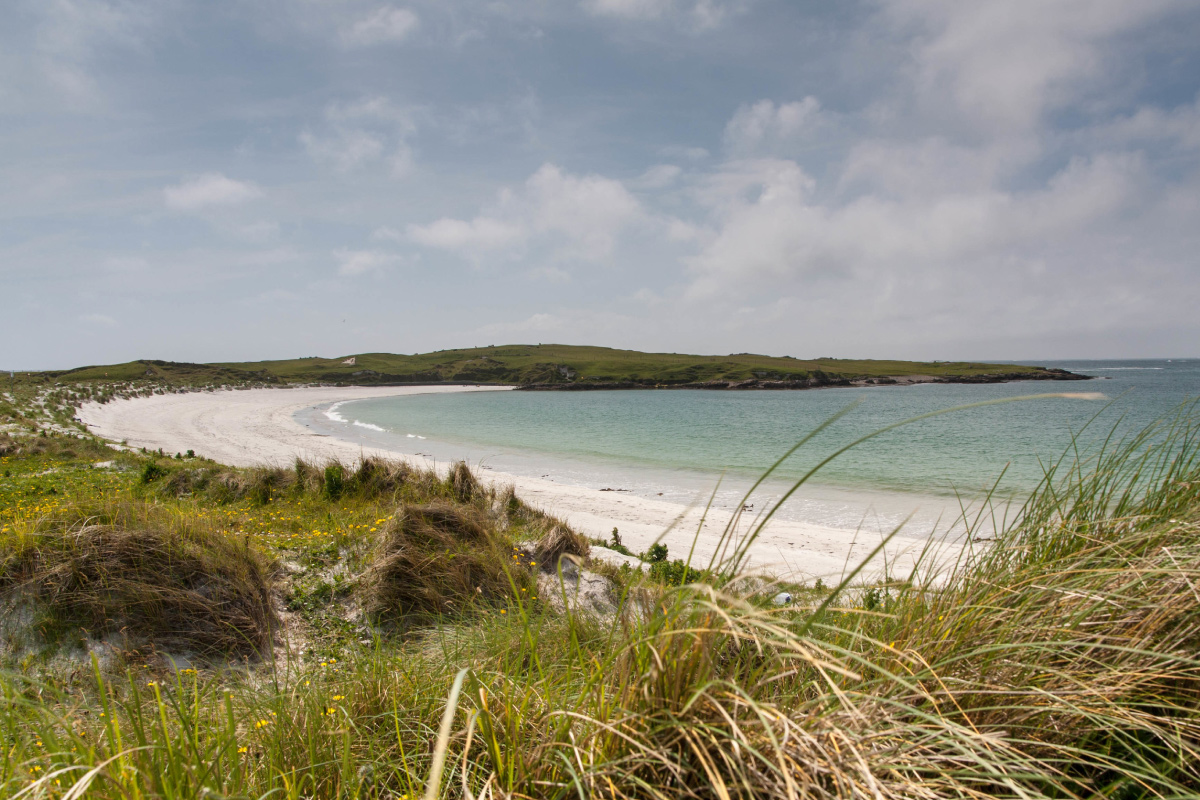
[298,360,1199,531]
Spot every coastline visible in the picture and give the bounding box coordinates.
[78,385,968,580]
[515,368,1091,391]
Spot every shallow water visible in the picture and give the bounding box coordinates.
[296,359,1199,533]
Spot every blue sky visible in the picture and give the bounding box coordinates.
[3,0,1199,369]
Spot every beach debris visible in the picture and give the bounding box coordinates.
[772,592,794,606]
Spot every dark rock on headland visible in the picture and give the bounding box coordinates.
[517,367,1090,391]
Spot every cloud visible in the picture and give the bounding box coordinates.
[300,97,417,174]
[582,0,748,30]
[724,97,824,154]
[407,163,641,264]
[408,217,526,253]
[474,313,565,338]
[79,312,117,327]
[325,96,417,130]
[876,0,1187,134]
[660,145,710,161]
[585,0,673,19]
[102,255,149,272]
[232,221,280,243]
[684,151,1146,298]
[30,0,159,100]
[163,173,263,211]
[370,226,404,243]
[525,164,642,254]
[334,249,398,276]
[1092,95,1200,151]
[300,129,384,171]
[632,164,682,189]
[341,6,419,46]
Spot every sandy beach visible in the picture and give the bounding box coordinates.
[78,385,964,580]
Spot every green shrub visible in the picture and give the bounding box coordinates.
[139,461,167,484]
[644,542,668,562]
[323,463,344,501]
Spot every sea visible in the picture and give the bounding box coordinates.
[295,360,1200,535]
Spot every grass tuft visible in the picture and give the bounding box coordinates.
[363,500,534,623]
[0,523,277,657]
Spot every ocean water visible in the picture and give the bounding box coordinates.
[297,360,1200,532]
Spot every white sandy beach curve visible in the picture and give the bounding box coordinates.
[78,385,965,580]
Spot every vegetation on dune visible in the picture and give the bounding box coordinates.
[9,343,1085,394]
[2,385,1199,798]
[1,521,277,658]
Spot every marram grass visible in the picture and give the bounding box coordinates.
[1,402,1199,799]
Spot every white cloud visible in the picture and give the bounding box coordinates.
[684,151,1145,298]
[79,312,117,327]
[341,6,419,46]
[632,164,682,189]
[724,97,823,154]
[1093,96,1200,151]
[408,217,526,253]
[334,249,397,276]
[582,0,747,30]
[370,226,404,243]
[474,313,565,338]
[232,221,280,243]
[878,0,1186,134]
[325,96,417,131]
[388,143,414,178]
[300,129,385,171]
[585,0,673,19]
[300,97,417,174]
[525,164,641,255]
[163,173,262,211]
[407,163,641,264]
[838,136,1027,198]
[32,0,158,99]
[102,255,149,272]
[660,145,710,161]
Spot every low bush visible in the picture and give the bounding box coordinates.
[0,524,277,657]
[533,522,590,572]
[362,500,534,622]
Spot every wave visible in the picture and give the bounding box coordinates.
[353,420,386,432]
[324,402,348,423]
[1089,367,1164,371]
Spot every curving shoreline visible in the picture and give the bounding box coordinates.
[78,385,966,580]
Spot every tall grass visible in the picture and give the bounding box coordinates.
[2,403,1199,798]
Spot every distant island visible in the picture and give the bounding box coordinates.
[27,344,1089,390]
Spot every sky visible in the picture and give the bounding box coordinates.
[3,0,1199,370]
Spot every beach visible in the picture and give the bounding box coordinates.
[78,385,964,579]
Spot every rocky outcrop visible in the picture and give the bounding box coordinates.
[517,367,1089,391]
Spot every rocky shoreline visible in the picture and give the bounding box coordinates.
[516,367,1091,391]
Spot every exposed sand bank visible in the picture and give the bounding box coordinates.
[79,385,965,580]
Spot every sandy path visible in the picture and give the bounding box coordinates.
[79,386,962,581]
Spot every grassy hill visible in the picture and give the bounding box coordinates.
[26,344,1086,389]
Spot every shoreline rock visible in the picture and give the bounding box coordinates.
[515,368,1091,391]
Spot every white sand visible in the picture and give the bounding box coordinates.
[79,386,963,581]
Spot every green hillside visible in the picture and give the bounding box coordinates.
[26,344,1086,389]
